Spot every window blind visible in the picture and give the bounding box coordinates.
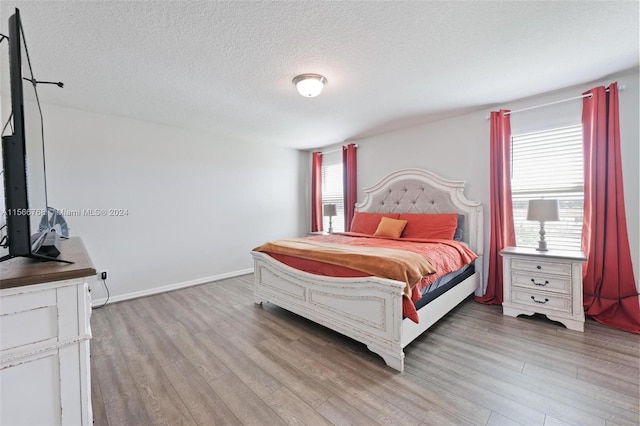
[322,161,345,233]
[511,125,584,251]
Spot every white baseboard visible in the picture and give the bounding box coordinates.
[91,268,254,307]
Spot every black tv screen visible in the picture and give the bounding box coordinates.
[1,8,57,262]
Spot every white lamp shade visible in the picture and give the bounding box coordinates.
[293,74,327,97]
[527,199,560,222]
[323,204,337,217]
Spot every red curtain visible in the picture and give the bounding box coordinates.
[311,152,323,232]
[476,110,515,305]
[342,143,358,231]
[581,83,640,334]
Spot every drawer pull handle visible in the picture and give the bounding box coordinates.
[536,265,542,270]
[531,278,549,286]
[531,296,549,304]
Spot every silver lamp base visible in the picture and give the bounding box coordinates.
[536,222,549,251]
[536,241,549,251]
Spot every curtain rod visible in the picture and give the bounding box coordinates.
[504,93,590,116]
[486,83,626,119]
[318,143,359,155]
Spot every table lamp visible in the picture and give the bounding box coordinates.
[323,204,337,234]
[527,199,560,251]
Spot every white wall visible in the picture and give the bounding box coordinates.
[317,69,639,286]
[31,104,305,301]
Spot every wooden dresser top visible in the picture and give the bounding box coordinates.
[0,237,96,290]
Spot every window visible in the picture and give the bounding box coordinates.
[321,158,345,233]
[511,125,584,251]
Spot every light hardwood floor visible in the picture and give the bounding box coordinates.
[90,274,639,426]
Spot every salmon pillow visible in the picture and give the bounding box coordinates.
[374,217,408,238]
[350,212,400,235]
[399,213,458,239]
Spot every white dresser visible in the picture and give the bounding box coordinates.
[0,238,95,425]
[500,246,587,332]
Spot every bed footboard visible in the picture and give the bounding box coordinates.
[252,251,407,371]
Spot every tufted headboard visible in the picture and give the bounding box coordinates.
[355,168,483,258]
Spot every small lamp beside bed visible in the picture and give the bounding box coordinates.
[323,203,337,233]
[527,199,560,251]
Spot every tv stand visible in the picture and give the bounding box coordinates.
[1,231,74,264]
[0,253,74,264]
[0,237,95,425]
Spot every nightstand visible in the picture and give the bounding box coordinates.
[500,246,587,332]
[307,231,329,236]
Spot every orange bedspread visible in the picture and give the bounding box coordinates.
[253,233,477,323]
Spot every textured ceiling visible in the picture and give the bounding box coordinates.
[0,1,638,150]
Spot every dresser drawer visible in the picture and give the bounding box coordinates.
[511,288,572,314]
[0,289,58,352]
[511,272,572,294]
[511,259,572,276]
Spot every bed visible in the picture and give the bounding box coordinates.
[251,168,483,372]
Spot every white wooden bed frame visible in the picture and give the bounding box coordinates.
[252,168,483,372]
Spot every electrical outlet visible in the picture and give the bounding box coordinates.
[98,270,108,280]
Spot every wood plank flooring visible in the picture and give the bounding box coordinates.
[90,274,640,426]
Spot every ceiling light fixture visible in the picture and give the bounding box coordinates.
[292,73,327,97]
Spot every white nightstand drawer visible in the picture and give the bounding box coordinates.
[501,247,586,331]
[511,259,572,277]
[511,272,572,294]
[512,288,572,314]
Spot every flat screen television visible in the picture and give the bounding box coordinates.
[1,8,69,263]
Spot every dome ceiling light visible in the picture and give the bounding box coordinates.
[292,73,327,97]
